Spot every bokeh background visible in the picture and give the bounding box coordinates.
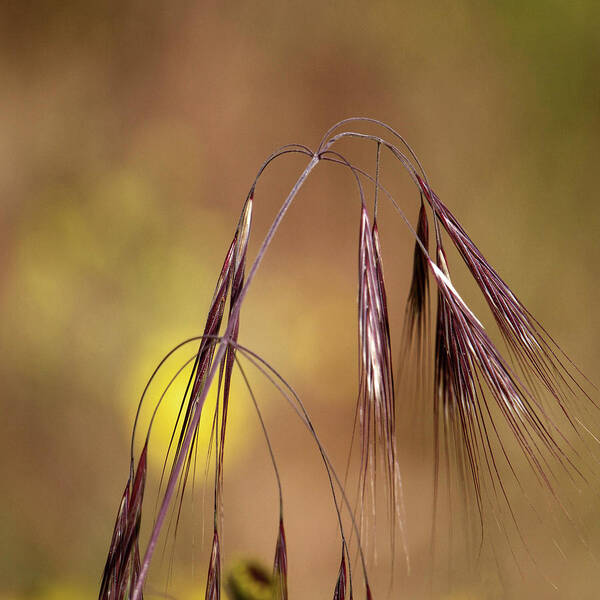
[2,2,599,599]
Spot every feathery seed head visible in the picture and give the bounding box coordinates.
[99,119,596,600]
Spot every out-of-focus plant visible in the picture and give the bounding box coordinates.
[226,560,275,600]
[98,118,597,599]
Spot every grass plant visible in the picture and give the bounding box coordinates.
[98,118,597,600]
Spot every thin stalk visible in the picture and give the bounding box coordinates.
[374,141,381,220]
[131,153,320,600]
[234,356,284,517]
[325,130,443,245]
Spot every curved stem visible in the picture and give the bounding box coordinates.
[235,346,372,593]
[316,117,429,181]
[131,123,430,596]
[132,154,321,600]
[234,355,284,517]
[324,130,443,245]
[320,153,431,260]
[130,336,213,470]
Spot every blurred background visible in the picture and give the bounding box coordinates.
[1,1,599,599]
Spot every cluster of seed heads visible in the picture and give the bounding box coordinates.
[99,118,596,600]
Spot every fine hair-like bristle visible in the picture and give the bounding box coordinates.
[423,180,591,416]
[430,244,581,524]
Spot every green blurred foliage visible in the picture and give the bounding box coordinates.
[226,560,274,600]
[1,1,598,599]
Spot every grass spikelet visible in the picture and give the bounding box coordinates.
[272,518,288,600]
[422,182,593,416]
[99,442,148,600]
[403,196,430,359]
[429,245,581,530]
[159,195,253,548]
[205,529,221,600]
[332,550,350,600]
[357,205,400,542]
[216,194,253,515]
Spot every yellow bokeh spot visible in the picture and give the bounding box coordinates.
[123,330,256,473]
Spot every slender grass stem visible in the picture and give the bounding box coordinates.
[131,154,320,600]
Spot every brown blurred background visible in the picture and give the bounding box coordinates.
[1,2,599,599]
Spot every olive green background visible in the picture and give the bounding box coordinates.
[1,2,599,598]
